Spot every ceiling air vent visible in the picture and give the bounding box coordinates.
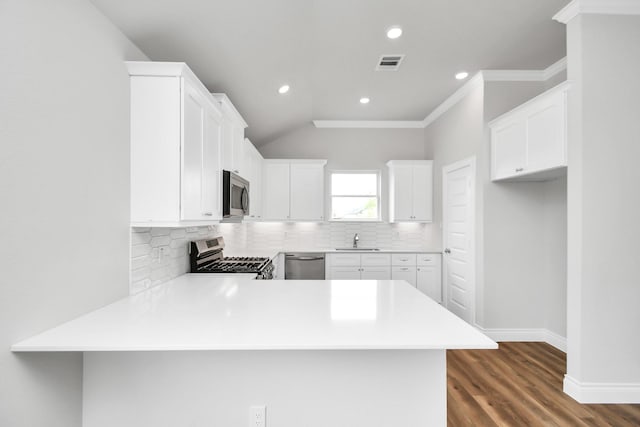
[375,54,405,71]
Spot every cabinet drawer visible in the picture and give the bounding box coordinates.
[392,266,417,287]
[329,253,361,266]
[417,254,440,266]
[391,254,416,266]
[361,253,391,266]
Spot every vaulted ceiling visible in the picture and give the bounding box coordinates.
[91,0,570,145]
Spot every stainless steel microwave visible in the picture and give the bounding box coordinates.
[222,170,250,219]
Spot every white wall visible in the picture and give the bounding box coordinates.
[0,0,147,425]
[424,78,567,336]
[258,124,430,224]
[565,13,640,398]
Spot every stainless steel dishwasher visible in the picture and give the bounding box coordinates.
[284,253,325,280]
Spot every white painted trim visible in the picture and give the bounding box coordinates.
[443,157,476,326]
[211,93,248,128]
[543,329,568,353]
[483,70,546,82]
[563,375,640,403]
[554,0,640,24]
[544,57,568,80]
[312,120,425,129]
[476,327,567,352]
[423,72,484,127]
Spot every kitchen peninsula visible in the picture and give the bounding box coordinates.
[13,275,496,427]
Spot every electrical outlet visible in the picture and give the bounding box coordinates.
[250,405,266,427]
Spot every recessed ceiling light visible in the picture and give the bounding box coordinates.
[455,72,469,80]
[386,26,403,39]
[278,84,290,94]
[360,97,370,104]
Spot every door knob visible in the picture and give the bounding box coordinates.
[444,248,451,254]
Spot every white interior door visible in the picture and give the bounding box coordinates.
[443,158,475,324]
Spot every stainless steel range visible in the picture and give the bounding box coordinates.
[189,237,273,279]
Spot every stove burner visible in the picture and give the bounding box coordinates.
[189,238,274,279]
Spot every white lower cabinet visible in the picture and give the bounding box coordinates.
[327,253,391,280]
[327,253,441,300]
[329,266,363,280]
[361,266,392,280]
[392,266,417,287]
[416,254,442,303]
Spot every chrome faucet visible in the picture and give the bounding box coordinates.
[353,233,359,248]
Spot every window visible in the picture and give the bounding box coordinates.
[330,171,380,221]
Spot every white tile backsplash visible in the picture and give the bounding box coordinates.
[130,221,439,294]
[129,225,220,294]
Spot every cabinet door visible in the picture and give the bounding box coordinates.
[492,120,527,180]
[361,266,391,280]
[220,118,234,173]
[361,253,391,266]
[262,162,290,220]
[392,266,417,287]
[526,94,566,172]
[181,81,206,220]
[201,107,222,219]
[417,266,442,303]
[245,142,263,219]
[329,253,361,267]
[232,125,245,175]
[290,163,325,221]
[329,266,362,280]
[390,164,413,221]
[412,164,433,221]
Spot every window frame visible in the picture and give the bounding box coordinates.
[329,170,382,222]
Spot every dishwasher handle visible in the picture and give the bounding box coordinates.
[285,255,324,261]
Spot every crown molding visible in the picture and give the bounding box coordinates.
[544,57,568,80]
[554,0,640,24]
[422,72,485,127]
[312,120,425,129]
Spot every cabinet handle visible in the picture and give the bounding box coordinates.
[401,268,409,271]
[203,212,213,216]
[515,168,524,172]
[400,258,408,261]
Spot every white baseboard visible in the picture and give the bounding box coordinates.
[475,326,567,352]
[564,375,640,404]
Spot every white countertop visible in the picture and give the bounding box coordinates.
[12,275,496,352]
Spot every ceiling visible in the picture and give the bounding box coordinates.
[91,0,570,145]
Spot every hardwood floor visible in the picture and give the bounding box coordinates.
[447,342,640,426]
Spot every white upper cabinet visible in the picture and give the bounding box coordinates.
[490,82,569,182]
[128,62,223,226]
[244,139,264,220]
[262,159,327,221]
[262,160,291,220]
[212,93,248,178]
[387,160,433,222]
[290,162,325,221]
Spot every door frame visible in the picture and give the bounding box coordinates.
[442,156,477,325]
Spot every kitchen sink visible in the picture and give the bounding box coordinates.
[335,248,380,251]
